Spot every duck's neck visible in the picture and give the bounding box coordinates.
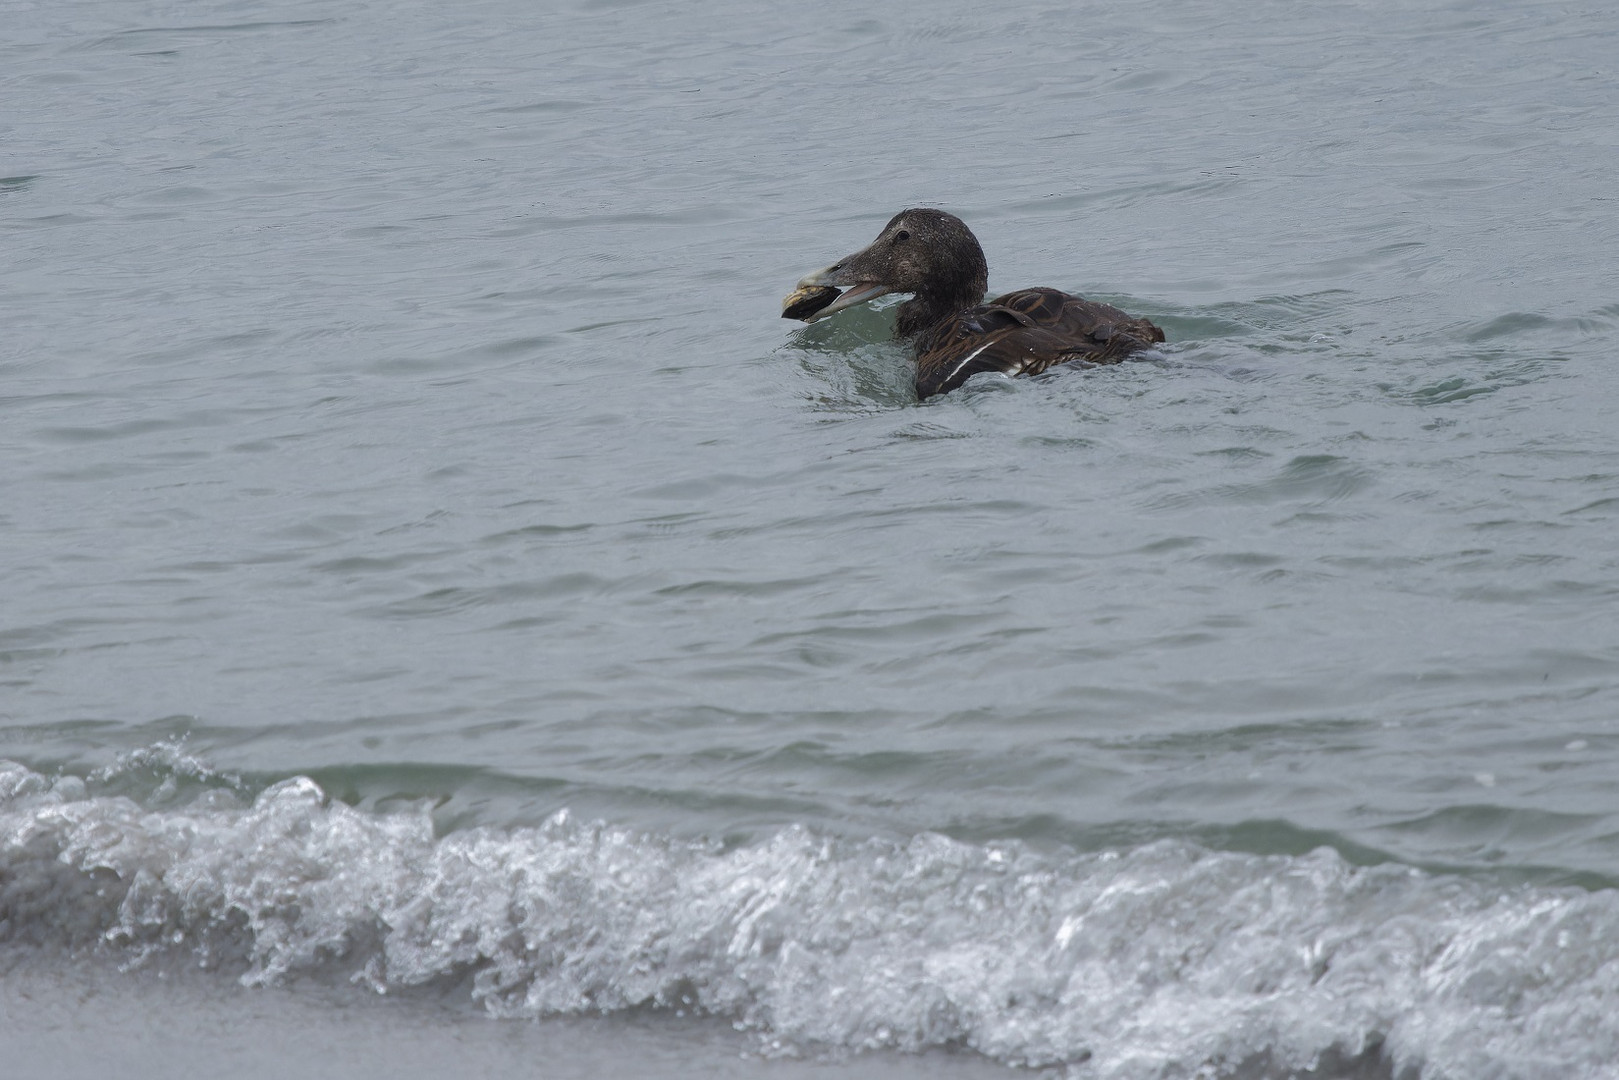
[895,282,986,339]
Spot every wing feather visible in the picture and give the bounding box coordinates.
[912,288,1165,399]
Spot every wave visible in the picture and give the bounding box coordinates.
[3,756,1616,1078]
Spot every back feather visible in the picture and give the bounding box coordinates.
[912,288,1165,399]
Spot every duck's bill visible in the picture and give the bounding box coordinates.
[780,278,891,323]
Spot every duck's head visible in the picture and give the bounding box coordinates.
[791,208,989,325]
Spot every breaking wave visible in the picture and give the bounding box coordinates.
[3,756,1617,1078]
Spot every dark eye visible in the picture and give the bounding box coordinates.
[894,229,910,242]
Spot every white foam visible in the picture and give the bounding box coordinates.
[4,758,1618,1078]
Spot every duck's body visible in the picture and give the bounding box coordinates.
[785,209,1165,400]
[909,286,1166,400]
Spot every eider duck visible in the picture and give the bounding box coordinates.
[783,209,1165,400]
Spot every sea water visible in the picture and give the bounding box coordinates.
[4,0,1619,1076]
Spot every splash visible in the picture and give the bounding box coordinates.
[2,759,1616,1078]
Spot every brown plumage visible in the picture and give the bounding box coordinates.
[786,209,1165,400]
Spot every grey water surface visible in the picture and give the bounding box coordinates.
[4,0,1619,1077]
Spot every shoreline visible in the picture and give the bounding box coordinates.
[0,955,1009,1080]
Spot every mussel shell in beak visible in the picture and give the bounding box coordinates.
[781,284,842,322]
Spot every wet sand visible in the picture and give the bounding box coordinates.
[0,956,1010,1080]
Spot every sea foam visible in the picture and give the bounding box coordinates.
[3,758,1616,1078]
